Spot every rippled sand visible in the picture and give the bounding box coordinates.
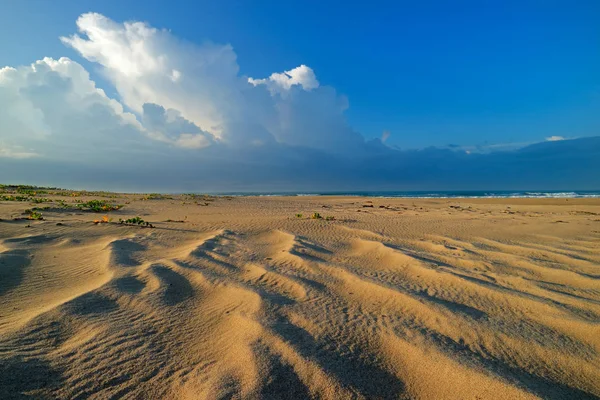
[1,194,599,399]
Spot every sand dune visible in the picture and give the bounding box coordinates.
[1,194,599,399]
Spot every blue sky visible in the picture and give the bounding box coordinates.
[0,1,599,191]
[2,0,599,149]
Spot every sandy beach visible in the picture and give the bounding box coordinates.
[1,191,599,399]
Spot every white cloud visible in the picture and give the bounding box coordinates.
[0,56,146,161]
[0,54,222,162]
[546,135,565,141]
[264,85,363,151]
[60,12,241,139]
[59,13,361,152]
[248,65,319,94]
[141,103,213,148]
[175,133,212,149]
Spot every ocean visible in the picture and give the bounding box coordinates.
[216,190,600,198]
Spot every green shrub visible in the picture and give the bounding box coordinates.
[0,195,30,202]
[141,193,173,200]
[16,187,47,196]
[30,197,51,203]
[77,200,123,212]
[28,210,43,220]
[119,216,154,228]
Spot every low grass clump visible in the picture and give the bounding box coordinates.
[26,206,50,212]
[85,191,118,199]
[325,216,335,221]
[77,200,123,212]
[1,194,31,202]
[0,194,51,203]
[27,210,43,220]
[30,197,52,203]
[119,216,154,228]
[185,193,215,201]
[311,212,322,220]
[295,213,303,218]
[46,190,80,197]
[16,187,48,196]
[140,193,173,201]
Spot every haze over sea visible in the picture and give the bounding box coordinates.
[219,190,600,198]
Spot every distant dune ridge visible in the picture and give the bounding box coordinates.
[1,193,600,399]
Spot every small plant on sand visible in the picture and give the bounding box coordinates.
[0,194,51,203]
[30,197,51,203]
[141,193,173,200]
[93,215,110,224]
[311,212,322,220]
[78,200,123,212]
[119,216,154,228]
[16,187,47,196]
[295,213,303,218]
[27,210,43,220]
[325,216,335,221]
[1,194,30,202]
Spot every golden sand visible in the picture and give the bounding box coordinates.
[1,194,599,399]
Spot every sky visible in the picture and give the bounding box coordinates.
[0,0,599,191]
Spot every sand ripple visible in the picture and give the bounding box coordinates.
[1,196,599,399]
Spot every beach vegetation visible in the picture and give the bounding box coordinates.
[77,200,123,212]
[141,193,173,200]
[16,187,48,196]
[0,194,51,203]
[93,215,110,224]
[1,194,31,202]
[119,216,154,228]
[27,210,43,220]
[30,197,52,203]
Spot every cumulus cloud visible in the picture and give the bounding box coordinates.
[0,56,147,161]
[1,12,365,171]
[0,53,221,162]
[60,13,247,140]
[141,103,214,148]
[248,65,319,94]
[59,13,361,152]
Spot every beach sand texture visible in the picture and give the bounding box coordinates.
[1,194,599,399]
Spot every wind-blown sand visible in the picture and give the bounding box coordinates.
[1,193,599,399]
